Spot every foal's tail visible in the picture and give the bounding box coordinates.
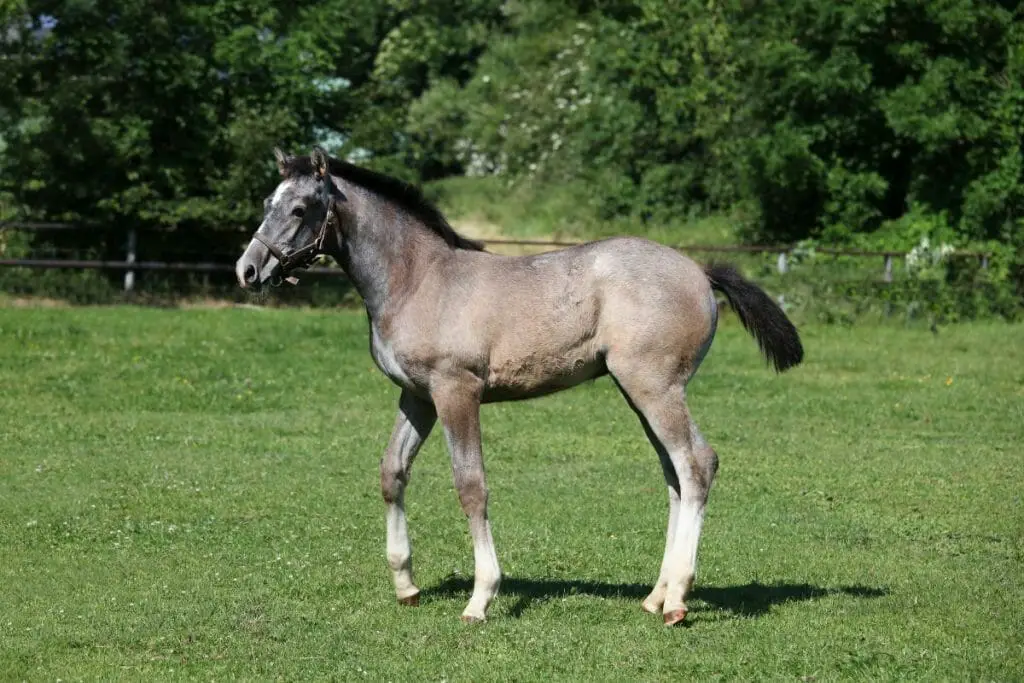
[704,263,804,372]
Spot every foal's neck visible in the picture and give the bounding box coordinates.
[326,183,450,322]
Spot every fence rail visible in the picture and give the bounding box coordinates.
[0,258,344,277]
[0,221,991,291]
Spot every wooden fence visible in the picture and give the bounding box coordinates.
[0,221,991,293]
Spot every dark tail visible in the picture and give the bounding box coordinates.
[704,263,804,372]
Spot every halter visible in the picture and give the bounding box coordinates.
[252,179,336,285]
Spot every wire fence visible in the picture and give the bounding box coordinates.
[0,220,993,293]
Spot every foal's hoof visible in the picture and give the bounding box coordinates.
[663,608,688,627]
[641,599,662,615]
[397,593,420,607]
[460,614,486,625]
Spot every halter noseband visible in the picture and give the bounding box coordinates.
[252,181,336,285]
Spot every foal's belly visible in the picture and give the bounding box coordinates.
[481,352,607,403]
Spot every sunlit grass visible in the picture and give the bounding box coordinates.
[428,175,739,247]
[1,306,1021,680]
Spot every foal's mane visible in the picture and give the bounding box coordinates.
[281,154,486,252]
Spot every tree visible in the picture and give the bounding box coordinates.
[0,1,381,232]
[2,0,1021,260]
[730,0,1023,245]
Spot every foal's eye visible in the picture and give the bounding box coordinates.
[291,206,306,218]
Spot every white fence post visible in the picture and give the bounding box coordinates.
[883,254,893,283]
[776,251,788,274]
[124,228,137,292]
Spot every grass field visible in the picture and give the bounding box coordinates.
[1,305,1021,681]
[428,175,739,246]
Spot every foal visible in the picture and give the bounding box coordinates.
[236,147,803,625]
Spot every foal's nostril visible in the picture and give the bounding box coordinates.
[243,264,257,284]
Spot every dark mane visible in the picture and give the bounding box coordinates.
[282,154,486,252]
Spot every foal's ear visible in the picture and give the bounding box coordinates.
[311,146,330,180]
[273,147,291,177]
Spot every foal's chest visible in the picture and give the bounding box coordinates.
[369,324,415,389]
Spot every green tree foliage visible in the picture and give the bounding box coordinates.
[731,0,1023,248]
[0,0,497,230]
[0,0,1021,267]
[411,0,1022,251]
[344,0,506,181]
[2,1,339,228]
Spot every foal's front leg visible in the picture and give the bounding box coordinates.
[380,391,436,606]
[431,377,501,623]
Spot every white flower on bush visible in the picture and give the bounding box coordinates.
[906,235,955,279]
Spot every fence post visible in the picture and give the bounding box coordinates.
[776,251,788,274]
[124,228,137,292]
[981,254,989,270]
[883,254,893,283]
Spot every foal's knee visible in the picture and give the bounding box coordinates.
[380,462,407,505]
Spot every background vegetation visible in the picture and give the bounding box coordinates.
[0,0,1021,316]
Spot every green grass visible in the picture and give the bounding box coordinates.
[1,306,1022,681]
[427,175,738,246]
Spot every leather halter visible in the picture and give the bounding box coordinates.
[252,180,336,285]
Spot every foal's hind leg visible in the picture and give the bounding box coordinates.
[380,391,436,605]
[662,416,717,624]
[615,383,680,614]
[612,369,718,625]
[628,408,681,616]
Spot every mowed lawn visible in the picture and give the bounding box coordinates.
[0,305,1021,681]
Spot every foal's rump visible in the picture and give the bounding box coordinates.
[588,237,720,381]
[587,237,803,376]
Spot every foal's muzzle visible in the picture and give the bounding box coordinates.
[241,263,258,287]
[235,241,280,291]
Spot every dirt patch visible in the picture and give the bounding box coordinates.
[176,297,252,310]
[451,216,507,241]
[0,296,72,309]
[0,293,280,310]
[450,216,567,256]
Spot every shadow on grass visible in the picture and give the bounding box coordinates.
[424,575,887,619]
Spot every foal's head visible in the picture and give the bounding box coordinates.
[236,147,340,290]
